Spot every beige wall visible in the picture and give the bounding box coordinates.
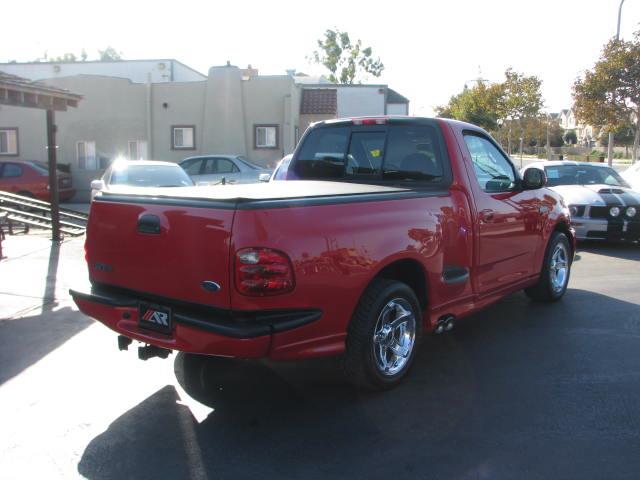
[0,105,46,162]
[47,76,148,197]
[151,81,206,162]
[241,75,297,166]
[0,67,301,200]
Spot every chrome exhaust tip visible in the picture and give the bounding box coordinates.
[435,315,456,334]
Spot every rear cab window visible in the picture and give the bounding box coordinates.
[290,119,450,187]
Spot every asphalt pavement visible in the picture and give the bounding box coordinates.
[0,234,639,479]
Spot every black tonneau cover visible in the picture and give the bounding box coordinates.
[94,180,440,210]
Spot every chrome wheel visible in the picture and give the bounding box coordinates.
[372,298,416,376]
[550,243,569,293]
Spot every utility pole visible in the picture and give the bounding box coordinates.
[546,115,552,161]
[608,0,625,167]
[519,137,524,169]
[46,109,61,243]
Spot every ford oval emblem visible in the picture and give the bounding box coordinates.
[201,281,221,292]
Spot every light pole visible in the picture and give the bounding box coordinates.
[607,0,625,166]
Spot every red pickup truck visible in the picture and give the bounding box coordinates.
[71,117,575,389]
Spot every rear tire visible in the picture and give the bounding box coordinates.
[525,232,571,302]
[344,278,422,390]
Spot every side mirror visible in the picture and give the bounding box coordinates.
[90,179,104,190]
[258,173,271,182]
[522,168,546,190]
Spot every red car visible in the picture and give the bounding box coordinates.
[0,160,75,202]
[71,117,575,390]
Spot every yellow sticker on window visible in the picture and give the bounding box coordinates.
[370,149,381,158]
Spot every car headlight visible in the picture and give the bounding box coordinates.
[626,207,637,218]
[610,206,621,217]
[568,205,584,217]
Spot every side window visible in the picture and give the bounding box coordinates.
[201,158,216,174]
[384,125,444,180]
[216,158,238,174]
[2,163,23,178]
[463,134,516,192]
[182,159,203,176]
[346,132,385,176]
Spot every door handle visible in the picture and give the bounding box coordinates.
[480,209,494,222]
[138,214,161,234]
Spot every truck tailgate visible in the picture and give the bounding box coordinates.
[86,198,234,309]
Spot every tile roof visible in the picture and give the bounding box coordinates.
[301,88,337,114]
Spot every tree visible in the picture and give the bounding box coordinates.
[311,29,384,84]
[563,130,577,145]
[573,30,640,162]
[436,68,544,153]
[435,81,502,131]
[496,68,544,155]
[52,52,77,62]
[98,46,123,61]
[33,49,89,62]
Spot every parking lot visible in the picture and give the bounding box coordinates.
[1,234,639,479]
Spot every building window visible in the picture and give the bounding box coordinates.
[128,140,148,160]
[77,141,97,170]
[172,126,195,150]
[254,125,278,149]
[0,128,18,156]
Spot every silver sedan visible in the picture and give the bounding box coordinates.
[179,155,272,185]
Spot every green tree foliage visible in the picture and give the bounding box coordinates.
[573,30,640,160]
[435,81,502,131]
[311,29,384,84]
[492,116,563,149]
[34,48,91,62]
[599,123,636,146]
[98,46,123,61]
[52,52,77,62]
[563,129,578,145]
[437,69,544,153]
[496,68,544,121]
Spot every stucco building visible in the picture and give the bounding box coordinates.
[0,60,409,200]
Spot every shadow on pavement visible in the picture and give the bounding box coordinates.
[0,305,92,385]
[577,240,640,260]
[78,289,640,480]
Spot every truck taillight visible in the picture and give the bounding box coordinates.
[235,248,295,296]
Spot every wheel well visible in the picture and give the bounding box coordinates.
[554,220,574,258]
[553,221,573,250]
[376,259,428,309]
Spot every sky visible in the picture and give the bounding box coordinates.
[2,0,639,116]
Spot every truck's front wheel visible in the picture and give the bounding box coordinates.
[525,231,571,302]
[344,279,422,390]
